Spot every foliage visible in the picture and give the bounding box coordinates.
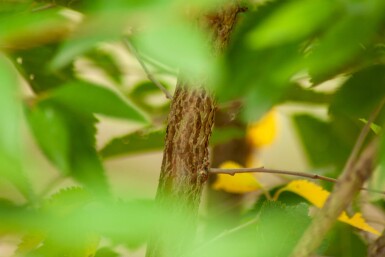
[1,0,385,256]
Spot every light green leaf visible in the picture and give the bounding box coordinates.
[47,81,149,124]
[26,102,71,174]
[132,21,214,80]
[0,54,32,199]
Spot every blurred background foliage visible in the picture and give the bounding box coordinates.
[1,0,385,256]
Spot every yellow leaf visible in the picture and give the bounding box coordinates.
[246,110,278,148]
[212,161,262,194]
[274,180,380,235]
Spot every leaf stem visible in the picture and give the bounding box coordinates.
[123,37,173,100]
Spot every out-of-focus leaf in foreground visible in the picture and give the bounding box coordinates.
[0,55,32,199]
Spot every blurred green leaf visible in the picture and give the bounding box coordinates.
[293,114,359,169]
[0,54,32,199]
[85,48,123,85]
[254,201,311,257]
[132,20,214,80]
[324,223,366,257]
[307,1,385,83]
[47,81,149,123]
[100,128,165,158]
[280,83,332,104]
[27,101,109,196]
[330,65,385,119]
[217,2,303,121]
[128,81,171,115]
[0,10,70,49]
[247,0,337,48]
[210,127,246,146]
[12,44,75,94]
[50,20,121,70]
[26,102,71,174]
[95,247,119,257]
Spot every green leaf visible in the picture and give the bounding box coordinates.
[26,102,71,174]
[11,44,75,94]
[132,20,215,81]
[95,247,119,257]
[0,54,32,199]
[0,10,69,47]
[47,81,149,124]
[210,127,246,146]
[293,114,359,169]
[27,102,109,196]
[307,1,385,83]
[254,201,311,257]
[100,128,165,158]
[247,0,337,49]
[280,83,332,104]
[84,48,123,85]
[50,20,121,70]
[330,65,385,119]
[216,3,303,121]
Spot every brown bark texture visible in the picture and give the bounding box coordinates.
[146,4,245,257]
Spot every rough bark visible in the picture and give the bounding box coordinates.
[146,4,245,257]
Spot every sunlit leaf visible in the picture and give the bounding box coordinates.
[213,161,262,194]
[274,180,380,235]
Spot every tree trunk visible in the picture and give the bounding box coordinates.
[146,4,245,257]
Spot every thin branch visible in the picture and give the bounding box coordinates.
[123,37,173,100]
[290,99,384,257]
[209,167,385,195]
[210,167,337,183]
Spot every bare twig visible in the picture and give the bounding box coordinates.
[210,167,337,183]
[123,37,173,99]
[209,167,385,195]
[289,99,384,257]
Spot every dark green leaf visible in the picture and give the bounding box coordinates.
[11,44,74,94]
[47,81,149,123]
[100,128,165,158]
[307,1,385,83]
[330,65,385,119]
[293,114,359,169]
[280,83,332,104]
[210,127,246,146]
